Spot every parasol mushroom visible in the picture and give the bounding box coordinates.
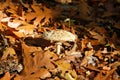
[42,29,77,55]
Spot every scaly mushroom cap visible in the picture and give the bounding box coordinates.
[42,29,76,42]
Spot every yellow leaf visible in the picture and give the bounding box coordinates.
[65,72,75,80]
[54,60,71,71]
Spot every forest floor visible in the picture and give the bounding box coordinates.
[0,0,120,80]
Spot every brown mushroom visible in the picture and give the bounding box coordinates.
[42,29,77,55]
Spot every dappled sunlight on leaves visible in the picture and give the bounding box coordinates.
[0,0,120,80]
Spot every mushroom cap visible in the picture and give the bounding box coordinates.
[42,29,76,42]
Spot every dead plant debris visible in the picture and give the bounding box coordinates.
[0,0,120,80]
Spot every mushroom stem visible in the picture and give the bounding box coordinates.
[56,42,62,55]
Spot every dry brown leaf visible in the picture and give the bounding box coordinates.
[54,60,72,71]
[21,43,41,75]
[0,2,9,10]
[30,68,51,79]
[94,50,103,60]
[24,12,36,22]
[86,64,100,72]
[89,26,107,36]
[1,17,35,38]
[64,70,77,80]
[111,32,119,42]
[1,1,120,80]
[103,12,118,17]
[0,72,10,80]
[31,5,53,26]
[1,47,17,60]
[94,68,116,80]
[17,24,35,35]
[22,68,51,80]
[22,76,40,80]
[12,31,25,38]
[8,2,17,11]
[8,21,22,29]
[61,55,75,62]
[90,39,100,46]
[17,4,23,16]
[79,0,91,15]
[6,4,17,15]
[12,23,35,38]
[109,62,120,68]
[33,50,57,70]
[80,49,94,67]
[64,72,75,80]
[21,42,54,78]
[94,72,104,80]
[13,74,22,80]
[81,38,90,51]
[89,30,106,44]
[0,11,7,30]
[75,0,92,20]
[0,11,4,21]
[0,22,2,31]
[5,2,24,18]
[53,59,77,79]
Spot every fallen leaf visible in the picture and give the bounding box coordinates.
[13,23,35,38]
[114,22,120,29]
[80,49,94,67]
[0,72,10,80]
[0,11,4,21]
[1,17,12,22]
[22,68,51,80]
[31,5,53,26]
[33,50,57,70]
[1,47,17,60]
[86,64,100,72]
[12,31,25,38]
[54,60,72,71]
[94,49,103,60]
[13,74,22,80]
[8,21,21,29]
[94,68,116,80]
[22,76,41,80]
[24,12,36,22]
[89,30,106,44]
[64,72,75,80]
[21,43,41,75]
[81,38,90,51]
[30,68,51,79]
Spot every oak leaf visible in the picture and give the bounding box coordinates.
[0,72,10,80]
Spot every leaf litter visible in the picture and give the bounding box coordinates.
[0,0,120,80]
